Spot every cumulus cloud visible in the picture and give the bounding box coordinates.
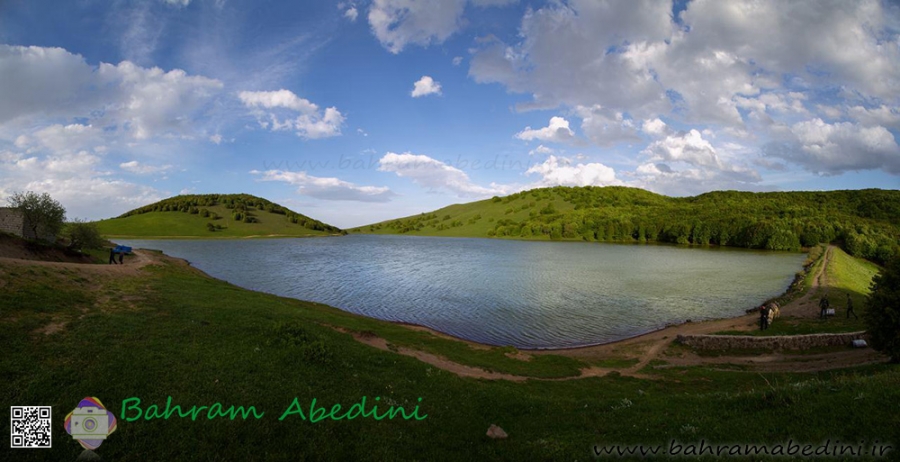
[635,129,763,195]
[344,7,359,21]
[411,76,442,97]
[239,89,345,139]
[253,169,395,202]
[378,152,505,196]
[162,0,191,6]
[0,150,163,219]
[575,106,640,146]
[515,117,576,143]
[467,0,900,148]
[642,130,724,169]
[452,56,463,66]
[368,0,467,54]
[847,105,900,129]
[642,118,670,138]
[0,45,223,140]
[764,118,900,175]
[525,155,619,187]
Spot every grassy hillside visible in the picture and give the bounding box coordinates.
[95,194,342,238]
[353,186,900,263]
[2,252,898,460]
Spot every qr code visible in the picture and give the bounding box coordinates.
[10,406,52,448]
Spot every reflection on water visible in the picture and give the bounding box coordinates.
[120,235,805,349]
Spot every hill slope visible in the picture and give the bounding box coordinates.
[352,186,900,263]
[96,194,343,238]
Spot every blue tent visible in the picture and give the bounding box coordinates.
[113,245,132,254]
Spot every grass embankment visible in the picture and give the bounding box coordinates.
[2,255,898,460]
[95,205,334,239]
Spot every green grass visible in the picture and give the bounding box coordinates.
[1,256,898,460]
[95,204,338,238]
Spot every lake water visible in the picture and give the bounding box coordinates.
[119,235,805,349]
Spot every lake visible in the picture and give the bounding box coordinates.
[119,235,806,349]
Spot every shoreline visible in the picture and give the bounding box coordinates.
[138,244,814,355]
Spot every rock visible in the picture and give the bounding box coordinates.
[486,424,508,439]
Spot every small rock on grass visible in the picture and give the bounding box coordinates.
[487,424,508,439]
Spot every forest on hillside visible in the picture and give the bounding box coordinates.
[369,187,900,264]
[117,194,342,233]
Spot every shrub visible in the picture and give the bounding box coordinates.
[65,219,104,251]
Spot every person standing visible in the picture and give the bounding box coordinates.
[108,248,118,265]
[846,294,858,319]
[118,250,124,264]
[759,305,769,330]
[819,294,830,319]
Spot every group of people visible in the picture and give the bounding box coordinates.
[108,247,124,265]
[818,294,857,319]
[760,293,858,330]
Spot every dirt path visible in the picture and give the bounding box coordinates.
[780,245,832,319]
[0,249,155,275]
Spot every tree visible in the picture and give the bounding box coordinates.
[8,191,66,240]
[865,258,900,363]
[65,219,104,251]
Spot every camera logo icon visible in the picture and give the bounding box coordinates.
[64,397,117,450]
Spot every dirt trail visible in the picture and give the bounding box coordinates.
[0,249,154,275]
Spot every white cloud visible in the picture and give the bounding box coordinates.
[239,89,345,139]
[635,129,763,194]
[162,0,191,6]
[253,169,395,202]
[238,89,319,113]
[209,134,223,144]
[515,117,576,143]
[642,130,724,169]
[525,155,619,187]
[452,56,463,66]
[0,150,162,219]
[368,0,467,54]
[575,105,640,146]
[120,160,173,175]
[378,152,505,196]
[765,118,900,175]
[847,105,900,129]
[0,45,224,140]
[411,75,442,97]
[528,145,554,156]
[642,118,669,137]
[344,7,359,22]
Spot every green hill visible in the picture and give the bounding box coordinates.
[352,186,900,263]
[96,193,343,238]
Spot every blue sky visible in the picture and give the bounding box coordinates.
[1,0,898,228]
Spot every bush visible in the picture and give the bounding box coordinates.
[206,223,216,232]
[65,219,104,251]
[865,258,900,362]
[8,191,66,240]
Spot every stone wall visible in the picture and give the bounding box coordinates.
[676,331,867,350]
[0,207,56,242]
[0,207,26,237]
